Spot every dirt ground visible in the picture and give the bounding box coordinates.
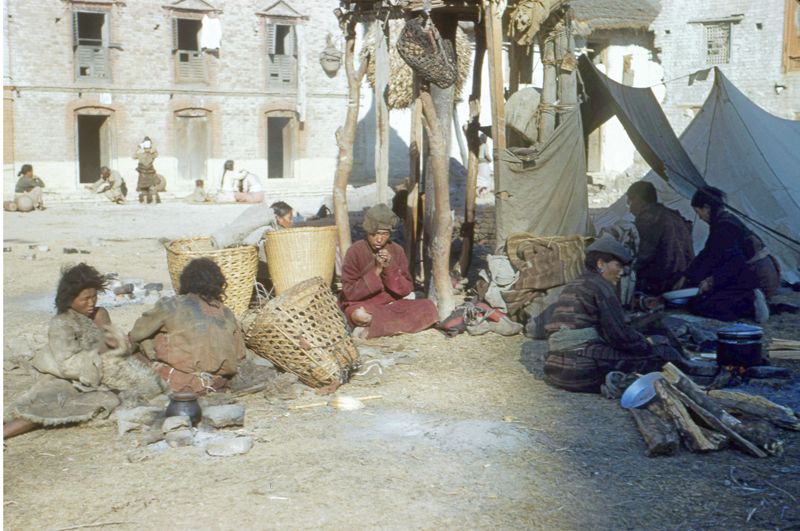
[3,199,800,530]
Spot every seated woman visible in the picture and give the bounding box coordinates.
[675,186,779,323]
[233,169,265,204]
[14,164,46,211]
[4,264,163,439]
[339,203,439,339]
[543,237,686,394]
[129,258,245,395]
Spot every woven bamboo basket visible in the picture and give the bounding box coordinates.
[265,225,337,295]
[243,276,360,388]
[165,237,258,318]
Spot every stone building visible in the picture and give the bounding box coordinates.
[3,0,350,202]
[571,0,664,185]
[652,0,800,133]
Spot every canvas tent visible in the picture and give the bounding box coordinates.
[582,56,800,284]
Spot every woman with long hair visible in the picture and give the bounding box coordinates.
[676,186,779,322]
[4,264,162,439]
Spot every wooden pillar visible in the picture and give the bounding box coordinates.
[556,14,577,122]
[538,24,556,143]
[420,88,456,320]
[405,86,423,275]
[332,12,368,256]
[457,29,486,278]
[508,41,520,97]
[423,13,457,295]
[483,0,506,154]
[374,20,390,204]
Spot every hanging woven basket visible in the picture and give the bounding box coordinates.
[396,15,457,89]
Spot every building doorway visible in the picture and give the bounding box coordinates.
[175,113,209,186]
[266,114,295,179]
[77,114,109,183]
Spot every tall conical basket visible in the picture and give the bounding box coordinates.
[165,237,258,318]
[264,225,337,295]
[243,276,360,388]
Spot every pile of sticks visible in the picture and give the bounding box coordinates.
[629,363,800,458]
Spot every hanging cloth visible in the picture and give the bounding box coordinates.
[199,14,222,51]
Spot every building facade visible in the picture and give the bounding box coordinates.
[652,0,800,133]
[3,0,350,199]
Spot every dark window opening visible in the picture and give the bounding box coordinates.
[274,25,291,55]
[76,12,104,46]
[176,18,201,51]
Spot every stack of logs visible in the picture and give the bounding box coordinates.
[630,363,800,458]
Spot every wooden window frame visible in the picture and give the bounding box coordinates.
[73,9,111,82]
[264,21,298,90]
[703,21,731,66]
[172,16,207,84]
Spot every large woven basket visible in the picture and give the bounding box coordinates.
[243,276,360,388]
[265,225,337,295]
[165,237,258,318]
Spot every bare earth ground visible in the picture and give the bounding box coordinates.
[3,200,800,530]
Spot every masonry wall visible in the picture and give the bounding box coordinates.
[652,0,800,134]
[3,0,350,198]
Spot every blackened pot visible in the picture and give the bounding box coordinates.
[716,323,763,367]
[165,392,202,425]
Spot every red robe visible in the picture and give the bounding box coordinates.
[339,240,439,338]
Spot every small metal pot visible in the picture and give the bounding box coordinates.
[165,391,202,426]
[716,323,763,367]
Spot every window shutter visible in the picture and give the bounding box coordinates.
[72,11,80,48]
[266,23,276,55]
[172,18,179,52]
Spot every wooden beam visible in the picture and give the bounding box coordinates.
[405,89,423,274]
[538,24,556,143]
[457,29,486,278]
[374,20,390,204]
[483,0,506,153]
[420,89,456,319]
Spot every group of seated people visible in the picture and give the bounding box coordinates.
[3,258,244,440]
[626,182,779,322]
[542,182,783,394]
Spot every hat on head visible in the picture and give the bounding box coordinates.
[363,203,398,234]
[586,236,632,264]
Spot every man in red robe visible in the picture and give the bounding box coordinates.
[339,204,439,339]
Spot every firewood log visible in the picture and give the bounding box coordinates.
[653,380,721,453]
[707,390,800,431]
[663,382,768,458]
[629,408,680,457]
[661,363,740,428]
[698,426,729,450]
[732,419,784,456]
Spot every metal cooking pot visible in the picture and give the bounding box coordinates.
[716,323,763,367]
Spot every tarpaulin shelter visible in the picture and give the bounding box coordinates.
[583,56,800,283]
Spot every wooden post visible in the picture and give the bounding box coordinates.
[420,88,456,320]
[538,24,556,143]
[374,20,390,204]
[333,13,368,256]
[423,13,456,295]
[483,0,506,154]
[405,87,423,275]
[508,41,520,97]
[457,31,486,278]
[555,14,577,128]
